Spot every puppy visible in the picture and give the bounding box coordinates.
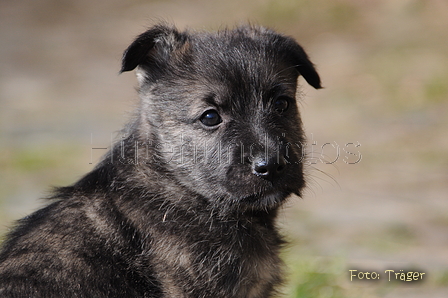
[0,24,321,297]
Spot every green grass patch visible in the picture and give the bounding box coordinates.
[284,255,348,298]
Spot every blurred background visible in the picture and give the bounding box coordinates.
[0,0,447,297]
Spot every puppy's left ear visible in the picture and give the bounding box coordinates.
[286,40,322,89]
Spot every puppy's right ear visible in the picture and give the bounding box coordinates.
[120,24,187,74]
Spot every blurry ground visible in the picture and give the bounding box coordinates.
[1,0,447,297]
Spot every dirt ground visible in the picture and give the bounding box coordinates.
[1,0,447,297]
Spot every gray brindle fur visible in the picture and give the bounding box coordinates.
[0,24,321,297]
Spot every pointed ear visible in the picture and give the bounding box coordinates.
[287,40,322,89]
[120,24,187,73]
[296,54,322,89]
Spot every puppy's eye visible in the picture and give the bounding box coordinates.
[200,110,222,127]
[274,96,290,113]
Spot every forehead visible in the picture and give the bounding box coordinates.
[186,31,299,98]
[195,32,293,74]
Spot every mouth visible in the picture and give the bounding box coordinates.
[223,170,303,210]
[239,189,290,209]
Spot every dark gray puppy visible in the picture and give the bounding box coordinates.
[0,24,321,297]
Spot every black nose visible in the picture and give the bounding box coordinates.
[252,155,286,180]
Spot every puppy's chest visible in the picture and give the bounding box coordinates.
[149,220,282,298]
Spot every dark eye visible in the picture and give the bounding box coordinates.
[200,110,222,127]
[274,96,290,113]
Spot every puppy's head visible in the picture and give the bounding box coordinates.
[121,24,321,212]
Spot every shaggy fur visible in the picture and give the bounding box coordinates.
[0,24,321,297]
